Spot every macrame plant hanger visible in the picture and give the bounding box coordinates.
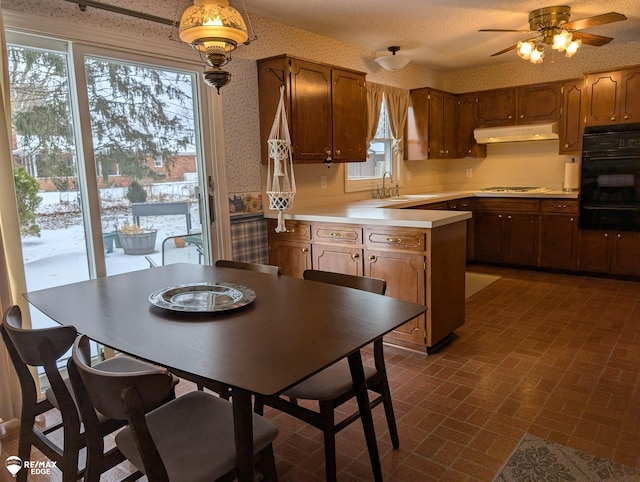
[266,85,296,233]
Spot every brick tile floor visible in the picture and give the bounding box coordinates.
[2,266,639,481]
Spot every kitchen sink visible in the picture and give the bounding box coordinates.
[384,194,440,202]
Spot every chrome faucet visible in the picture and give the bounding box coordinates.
[382,171,393,198]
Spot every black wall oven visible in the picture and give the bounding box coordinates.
[580,123,640,231]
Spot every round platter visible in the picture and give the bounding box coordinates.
[148,282,256,313]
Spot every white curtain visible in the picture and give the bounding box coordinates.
[383,85,410,158]
[365,82,384,144]
[0,7,29,422]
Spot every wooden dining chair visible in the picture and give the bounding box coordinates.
[0,305,168,482]
[254,269,399,482]
[214,259,281,275]
[70,335,279,482]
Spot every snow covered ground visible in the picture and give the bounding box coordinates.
[22,183,203,329]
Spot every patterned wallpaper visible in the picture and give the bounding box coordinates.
[3,1,640,212]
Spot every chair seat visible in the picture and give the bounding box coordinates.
[115,391,278,482]
[284,360,377,401]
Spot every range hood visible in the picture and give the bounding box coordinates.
[474,122,559,144]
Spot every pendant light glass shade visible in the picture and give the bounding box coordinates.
[375,46,411,72]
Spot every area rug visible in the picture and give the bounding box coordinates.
[493,433,640,482]
[465,271,501,298]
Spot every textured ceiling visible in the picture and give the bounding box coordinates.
[231,0,640,72]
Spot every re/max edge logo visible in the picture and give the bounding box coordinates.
[5,456,58,477]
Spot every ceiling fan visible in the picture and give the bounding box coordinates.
[479,5,627,62]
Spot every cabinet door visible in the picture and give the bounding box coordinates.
[405,88,429,160]
[269,240,311,279]
[289,58,333,161]
[619,67,640,124]
[504,213,539,266]
[578,230,611,273]
[428,90,444,158]
[611,232,640,276]
[540,214,577,269]
[364,250,425,347]
[559,79,584,154]
[516,82,562,124]
[332,69,367,162]
[475,88,515,127]
[457,93,486,158]
[474,211,504,262]
[584,71,622,126]
[313,245,363,276]
[443,92,458,158]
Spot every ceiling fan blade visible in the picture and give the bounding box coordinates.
[571,31,614,47]
[564,12,627,31]
[479,29,533,33]
[490,44,518,57]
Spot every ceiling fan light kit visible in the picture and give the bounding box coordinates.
[481,5,627,65]
[375,46,411,71]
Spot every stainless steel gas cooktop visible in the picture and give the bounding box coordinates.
[480,186,549,193]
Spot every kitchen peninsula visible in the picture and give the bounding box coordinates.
[264,189,581,353]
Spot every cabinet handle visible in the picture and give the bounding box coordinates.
[498,214,502,218]
[467,149,472,154]
[329,232,343,237]
[604,233,609,238]
[610,116,616,121]
[507,215,512,219]
[519,114,524,119]
[624,114,630,120]
[351,253,360,260]
[335,149,341,155]
[285,228,296,233]
[617,234,623,240]
[384,237,402,243]
[570,217,574,222]
[508,114,513,119]
[368,255,376,260]
[301,247,308,253]
[565,143,570,149]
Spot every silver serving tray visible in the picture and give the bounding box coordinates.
[149,282,256,313]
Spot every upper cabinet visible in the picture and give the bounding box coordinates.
[405,88,484,160]
[559,78,584,154]
[475,82,563,127]
[257,55,367,164]
[584,65,640,127]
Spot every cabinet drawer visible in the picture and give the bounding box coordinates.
[267,219,311,241]
[365,228,426,251]
[312,224,362,244]
[474,198,540,212]
[541,200,579,213]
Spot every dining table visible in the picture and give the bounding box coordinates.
[24,263,427,481]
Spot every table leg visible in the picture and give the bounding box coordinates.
[231,388,254,482]
[348,350,383,482]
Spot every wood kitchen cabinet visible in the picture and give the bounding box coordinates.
[457,92,486,158]
[559,78,584,154]
[405,88,457,160]
[475,82,562,127]
[312,223,363,276]
[578,229,640,276]
[257,55,367,164]
[584,65,640,126]
[267,219,311,278]
[539,200,579,270]
[474,199,540,266]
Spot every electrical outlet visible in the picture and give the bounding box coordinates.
[320,175,327,188]
[465,168,473,178]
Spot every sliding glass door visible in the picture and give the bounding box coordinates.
[7,32,214,333]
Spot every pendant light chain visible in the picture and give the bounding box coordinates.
[168,1,184,43]
[240,0,258,44]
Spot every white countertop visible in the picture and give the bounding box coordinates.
[263,189,579,229]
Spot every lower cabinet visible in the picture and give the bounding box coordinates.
[578,230,640,276]
[267,218,468,353]
[267,219,311,278]
[539,201,578,270]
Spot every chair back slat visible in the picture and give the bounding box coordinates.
[215,259,281,275]
[303,270,386,295]
[71,335,173,421]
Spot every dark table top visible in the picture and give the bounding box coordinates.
[24,263,427,396]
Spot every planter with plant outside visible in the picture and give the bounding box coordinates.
[118,223,157,255]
